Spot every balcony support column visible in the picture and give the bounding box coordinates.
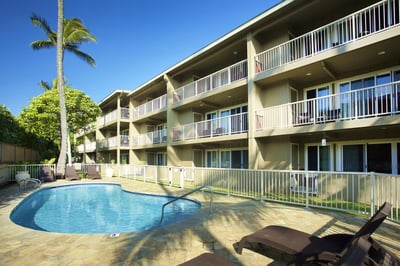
[247,33,262,169]
[164,74,181,166]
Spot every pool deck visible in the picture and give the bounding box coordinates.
[1,177,399,266]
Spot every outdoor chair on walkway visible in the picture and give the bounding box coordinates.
[15,172,41,190]
[86,165,101,179]
[65,166,80,181]
[233,202,392,265]
[39,166,55,182]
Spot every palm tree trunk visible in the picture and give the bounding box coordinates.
[56,0,68,175]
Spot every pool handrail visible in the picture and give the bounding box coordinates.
[160,185,213,223]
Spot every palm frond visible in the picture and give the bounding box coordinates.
[30,13,54,36]
[65,45,96,67]
[30,40,55,50]
[39,81,52,91]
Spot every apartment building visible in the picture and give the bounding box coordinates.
[76,0,400,174]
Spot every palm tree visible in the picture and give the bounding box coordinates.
[30,6,96,175]
[30,14,96,67]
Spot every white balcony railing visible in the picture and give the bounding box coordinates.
[120,135,130,147]
[255,0,400,73]
[173,60,248,103]
[256,81,400,130]
[173,113,248,141]
[76,142,96,153]
[97,136,118,149]
[98,108,130,127]
[133,94,167,119]
[133,129,168,146]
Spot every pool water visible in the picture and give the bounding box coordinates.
[10,183,201,234]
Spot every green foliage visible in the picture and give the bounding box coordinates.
[17,86,101,147]
[0,104,57,161]
[0,104,20,144]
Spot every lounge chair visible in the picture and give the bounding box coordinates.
[233,202,392,265]
[39,166,55,182]
[15,171,41,190]
[65,166,80,181]
[86,165,101,179]
[178,253,237,266]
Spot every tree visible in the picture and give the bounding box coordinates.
[30,6,96,174]
[17,86,101,154]
[0,105,20,144]
[0,104,57,161]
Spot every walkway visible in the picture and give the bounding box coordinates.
[1,177,399,265]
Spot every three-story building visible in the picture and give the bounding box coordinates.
[76,0,400,174]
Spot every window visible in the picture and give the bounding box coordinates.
[307,145,331,171]
[231,150,248,169]
[343,145,364,172]
[206,149,248,169]
[206,151,218,168]
[156,152,166,166]
[306,86,330,120]
[367,144,391,174]
[342,143,395,174]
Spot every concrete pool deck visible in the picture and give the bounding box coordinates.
[1,177,399,265]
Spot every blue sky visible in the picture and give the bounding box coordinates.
[0,0,279,116]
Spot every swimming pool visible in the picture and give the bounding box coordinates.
[10,183,201,234]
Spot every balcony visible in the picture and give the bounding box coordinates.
[97,136,118,149]
[173,113,248,141]
[255,81,400,130]
[173,60,248,104]
[133,129,168,146]
[76,141,96,153]
[255,0,400,73]
[75,122,96,137]
[98,108,130,128]
[133,94,167,120]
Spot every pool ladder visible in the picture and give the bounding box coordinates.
[159,185,213,223]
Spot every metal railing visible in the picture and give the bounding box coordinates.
[3,163,400,223]
[255,0,400,73]
[173,112,248,141]
[76,141,96,153]
[255,81,400,130]
[133,128,168,146]
[173,60,248,104]
[133,94,167,119]
[98,108,130,127]
[97,136,118,149]
[160,185,213,223]
[6,164,56,182]
[115,165,400,223]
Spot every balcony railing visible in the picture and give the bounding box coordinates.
[76,142,96,153]
[76,122,96,137]
[120,135,130,147]
[97,136,118,149]
[255,0,400,73]
[173,113,248,141]
[133,94,167,119]
[133,129,168,146]
[98,107,130,127]
[173,60,248,104]
[256,81,400,130]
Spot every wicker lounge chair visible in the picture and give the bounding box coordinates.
[86,165,101,179]
[39,166,55,182]
[233,202,392,265]
[65,166,80,181]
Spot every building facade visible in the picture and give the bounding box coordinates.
[76,0,400,174]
